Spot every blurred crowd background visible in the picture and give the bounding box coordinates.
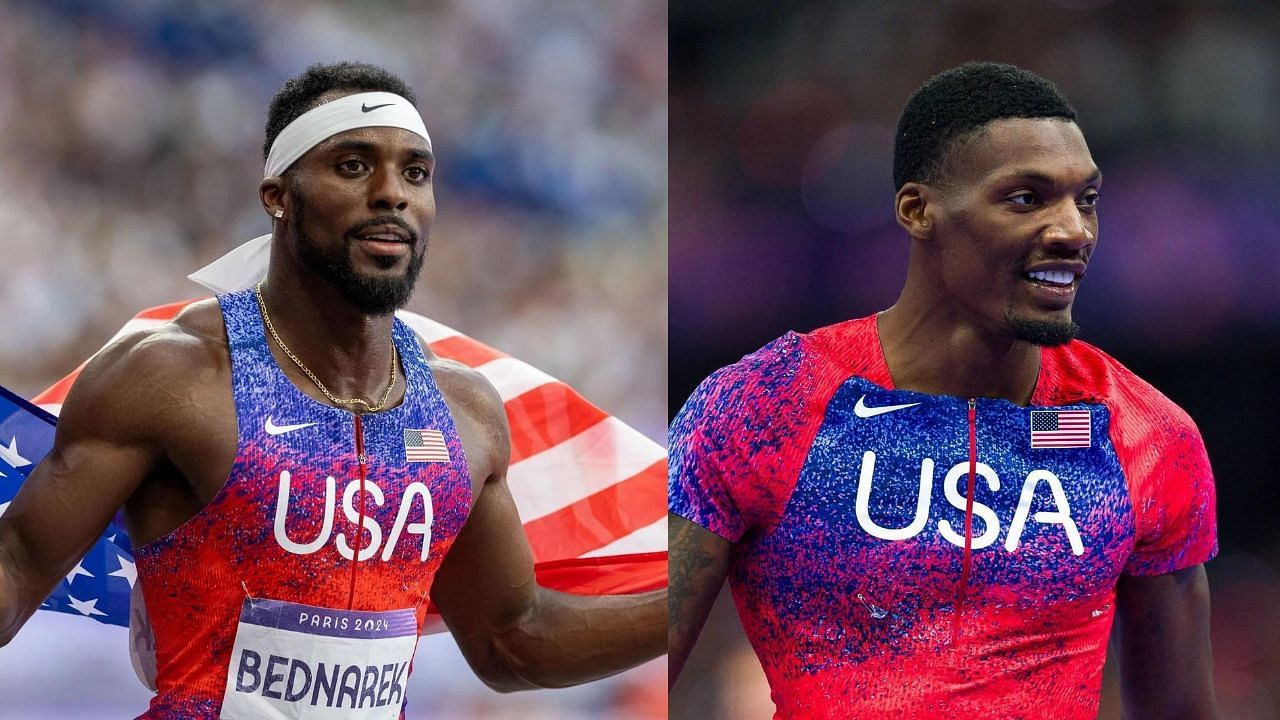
[0,0,666,718]
[670,1,1280,719]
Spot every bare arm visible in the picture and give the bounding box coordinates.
[0,333,171,645]
[428,362,665,691]
[668,512,732,688]
[431,473,664,691]
[1113,565,1217,720]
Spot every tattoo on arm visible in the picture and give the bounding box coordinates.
[668,514,732,686]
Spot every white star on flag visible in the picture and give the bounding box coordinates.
[67,593,107,617]
[65,559,93,584]
[0,436,31,468]
[109,553,137,587]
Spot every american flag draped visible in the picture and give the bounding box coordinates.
[0,386,138,623]
[4,297,666,635]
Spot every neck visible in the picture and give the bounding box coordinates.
[878,285,1041,406]
[258,250,399,406]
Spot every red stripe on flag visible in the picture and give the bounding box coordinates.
[32,365,84,405]
[137,298,205,319]
[505,383,610,464]
[427,335,505,367]
[426,552,668,613]
[533,551,668,594]
[524,461,667,561]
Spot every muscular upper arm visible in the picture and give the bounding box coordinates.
[1113,565,1217,720]
[0,330,182,642]
[424,360,535,654]
[431,469,537,660]
[668,512,732,687]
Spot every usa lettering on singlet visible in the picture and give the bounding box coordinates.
[669,314,1217,720]
[129,288,473,720]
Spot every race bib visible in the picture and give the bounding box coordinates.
[220,598,418,720]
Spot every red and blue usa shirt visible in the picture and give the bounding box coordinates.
[131,288,473,719]
[669,314,1217,719]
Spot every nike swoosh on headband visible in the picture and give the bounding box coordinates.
[853,395,921,418]
[264,92,431,178]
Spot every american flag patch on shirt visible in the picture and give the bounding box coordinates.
[1030,410,1091,449]
[404,428,450,463]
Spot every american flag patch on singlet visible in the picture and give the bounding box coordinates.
[404,428,450,463]
[1030,409,1091,449]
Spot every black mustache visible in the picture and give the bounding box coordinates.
[347,216,418,242]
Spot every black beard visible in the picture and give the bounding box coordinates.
[1006,312,1080,347]
[289,190,425,315]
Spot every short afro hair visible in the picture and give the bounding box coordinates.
[264,61,418,161]
[893,62,1076,190]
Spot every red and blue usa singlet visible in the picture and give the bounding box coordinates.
[131,288,473,719]
[669,315,1217,719]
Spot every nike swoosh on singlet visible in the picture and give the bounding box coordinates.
[361,103,394,112]
[265,418,318,436]
[853,395,921,419]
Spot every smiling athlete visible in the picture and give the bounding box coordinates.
[0,61,664,718]
[669,62,1217,719]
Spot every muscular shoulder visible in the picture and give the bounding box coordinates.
[60,299,229,434]
[1041,339,1199,438]
[801,314,892,385]
[83,299,226,386]
[418,346,511,473]
[670,329,855,539]
[690,314,883,424]
[428,356,505,422]
[1042,339,1212,538]
[676,328,852,438]
[1046,342,1222,575]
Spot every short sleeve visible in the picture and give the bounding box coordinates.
[668,366,754,541]
[668,333,849,543]
[1114,396,1218,576]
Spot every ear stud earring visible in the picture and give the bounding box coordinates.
[273,209,284,219]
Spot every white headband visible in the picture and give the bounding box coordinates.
[263,91,431,178]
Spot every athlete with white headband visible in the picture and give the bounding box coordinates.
[195,89,434,291]
[0,61,666,719]
[265,90,432,178]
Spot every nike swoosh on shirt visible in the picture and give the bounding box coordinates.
[853,395,921,418]
[265,418,317,436]
[361,103,393,112]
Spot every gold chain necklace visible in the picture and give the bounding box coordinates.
[254,281,398,412]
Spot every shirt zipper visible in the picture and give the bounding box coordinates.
[348,414,369,610]
[951,397,978,646]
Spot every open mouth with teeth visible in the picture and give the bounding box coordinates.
[1025,269,1076,287]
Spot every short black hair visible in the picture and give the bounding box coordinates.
[893,62,1076,190]
[263,61,418,160]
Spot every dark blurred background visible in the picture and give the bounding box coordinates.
[670,1,1280,718]
[0,0,666,718]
